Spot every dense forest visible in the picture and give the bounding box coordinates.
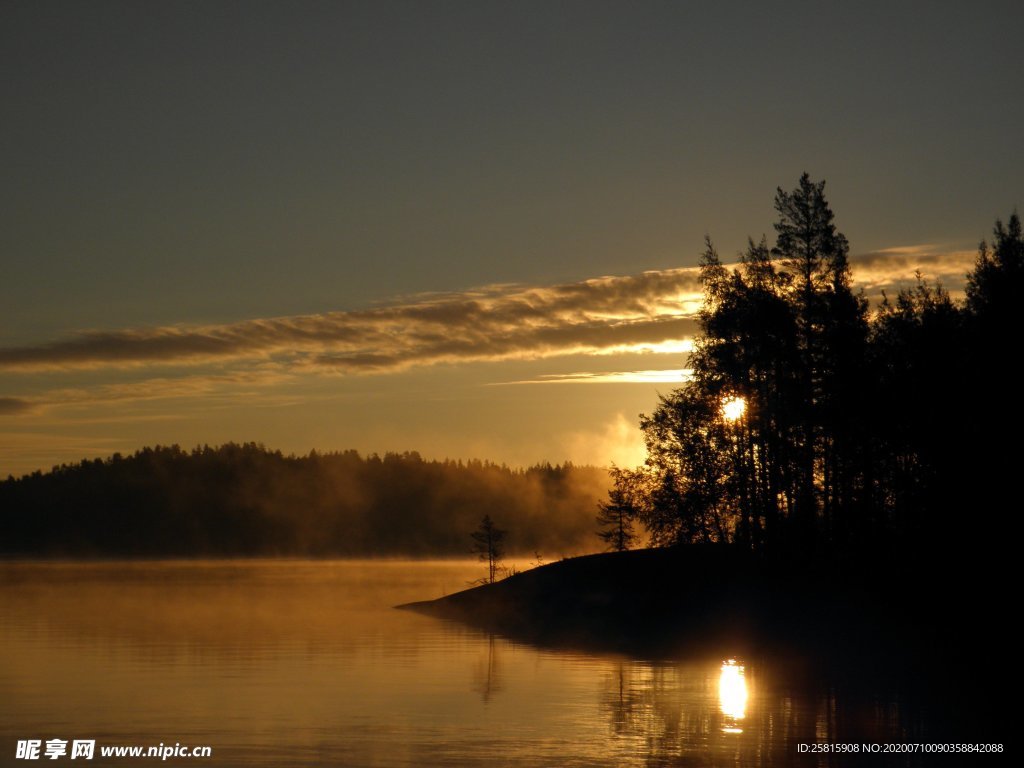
[0,446,608,557]
[601,174,1020,575]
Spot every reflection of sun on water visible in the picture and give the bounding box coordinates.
[719,659,747,734]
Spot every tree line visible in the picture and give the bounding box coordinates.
[0,445,608,558]
[599,174,1021,567]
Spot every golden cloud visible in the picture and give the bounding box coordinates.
[0,270,705,373]
[0,249,974,413]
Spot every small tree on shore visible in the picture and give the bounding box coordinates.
[596,466,640,552]
[471,514,506,584]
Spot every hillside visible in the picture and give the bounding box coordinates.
[398,545,1002,663]
[0,443,609,558]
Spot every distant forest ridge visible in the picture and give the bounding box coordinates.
[0,444,610,558]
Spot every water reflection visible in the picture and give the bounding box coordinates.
[0,561,963,767]
[718,659,746,733]
[597,659,757,765]
[591,655,955,766]
[472,634,503,703]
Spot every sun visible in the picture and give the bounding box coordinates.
[721,396,746,422]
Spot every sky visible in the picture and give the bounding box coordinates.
[1,0,1021,477]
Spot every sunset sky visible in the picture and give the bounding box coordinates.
[2,1,1020,478]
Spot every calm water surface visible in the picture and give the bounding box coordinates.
[0,561,957,766]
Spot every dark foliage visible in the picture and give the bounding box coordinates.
[471,514,507,583]
[595,466,640,552]
[0,445,608,557]
[611,176,1018,575]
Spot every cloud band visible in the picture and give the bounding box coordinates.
[0,269,705,373]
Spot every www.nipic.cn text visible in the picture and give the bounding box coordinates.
[15,740,212,761]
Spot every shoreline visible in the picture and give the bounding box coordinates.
[397,544,1003,665]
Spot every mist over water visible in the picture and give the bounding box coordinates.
[0,561,970,767]
[0,448,611,558]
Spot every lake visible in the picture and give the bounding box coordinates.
[0,560,1002,766]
